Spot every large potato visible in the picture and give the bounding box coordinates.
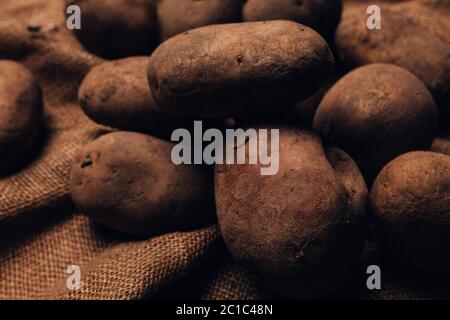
[336,0,450,126]
[70,132,215,236]
[78,57,189,136]
[0,60,43,173]
[371,151,450,273]
[215,127,367,298]
[243,0,343,40]
[157,0,243,41]
[69,0,158,59]
[148,21,335,118]
[314,64,438,182]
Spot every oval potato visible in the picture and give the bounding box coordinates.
[314,63,438,182]
[371,151,450,273]
[78,57,189,137]
[69,0,158,59]
[70,132,215,236]
[148,21,335,118]
[0,60,43,173]
[215,127,367,298]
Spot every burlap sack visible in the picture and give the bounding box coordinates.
[0,0,448,300]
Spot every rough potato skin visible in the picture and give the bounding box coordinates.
[157,0,243,41]
[336,1,450,126]
[69,0,157,59]
[314,63,438,182]
[70,132,215,236]
[371,151,450,273]
[243,0,342,40]
[148,21,335,118]
[0,60,43,173]
[215,127,367,298]
[78,57,189,136]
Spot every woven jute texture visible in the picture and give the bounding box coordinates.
[0,0,449,300]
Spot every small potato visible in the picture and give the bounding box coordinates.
[0,60,43,173]
[148,21,335,118]
[78,57,189,136]
[371,151,450,273]
[70,132,215,236]
[431,135,450,156]
[336,1,450,126]
[215,127,367,298]
[69,0,158,59]
[157,0,243,40]
[314,64,438,182]
[243,0,343,40]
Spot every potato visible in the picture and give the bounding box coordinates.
[70,132,215,236]
[0,60,43,173]
[78,57,190,137]
[69,0,157,59]
[370,151,450,273]
[314,63,438,182]
[431,135,450,156]
[215,127,367,298]
[157,0,243,41]
[148,21,335,118]
[336,0,450,126]
[243,0,343,40]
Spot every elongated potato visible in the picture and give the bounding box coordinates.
[157,0,243,40]
[148,21,335,118]
[336,1,450,126]
[215,127,367,298]
[78,57,189,136]
[243,0,342,40]
[371,151,450,273]
[0,60,43,173]
[314,64,438,182]
[70,132,215,236]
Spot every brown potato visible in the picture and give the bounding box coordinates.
[370,151,450,273]
[0,60,43,173]
[69,0,158,59]
[78,57,189,137]
[243,0,343,40]
[70,131,215,236]
[336,0,450,126]
[215,127,367,298]
[157,0,243,41]
[314,63,438,182]
[148,21,335,118]
[431,135,450,156]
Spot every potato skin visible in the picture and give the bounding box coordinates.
[243,0,342,40]
[78,57,189,136]
[157,0,243,41]
[0,60,43,173]
[336,1,450,125]
[70,132,215,236]
[69,0,157,59]
[215,127,367,298]
[370,151,450,273]
[431,136,450,156]
[148,21,335,118]
[314,63,438,182]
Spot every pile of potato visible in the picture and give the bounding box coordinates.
[1,0,449,299]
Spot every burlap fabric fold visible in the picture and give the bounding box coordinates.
[0,0,449,300]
